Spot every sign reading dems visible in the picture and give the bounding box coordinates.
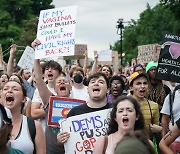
[60,109,111,154]
[156,33,180,83]
[35,6,77,59]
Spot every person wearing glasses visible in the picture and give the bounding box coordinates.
[107,75,126,103]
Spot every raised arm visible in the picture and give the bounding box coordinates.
[32,39,52,106]
[7,44,17,76]
[83,50,88,76]
[112,55,118,75]
[90,53,98,75]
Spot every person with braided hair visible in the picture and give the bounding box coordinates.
[146,61,170,111]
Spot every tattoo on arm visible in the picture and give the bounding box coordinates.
[163,131,172,140]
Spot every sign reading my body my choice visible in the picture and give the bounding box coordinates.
[156,33,180,83]
[35,6,77,59]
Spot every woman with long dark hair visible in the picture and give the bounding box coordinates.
[93,95,146,154]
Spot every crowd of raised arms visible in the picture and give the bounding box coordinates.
[0,40,180,154]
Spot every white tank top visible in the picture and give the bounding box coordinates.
[10,115,34,154]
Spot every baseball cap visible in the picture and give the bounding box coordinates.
[129,72,148,86]
[115,136,151,154]
[146,61,158,73]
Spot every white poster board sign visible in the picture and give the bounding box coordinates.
[60,109,111,154]
[35,6,77,59]
[97,50,112,61]
[17,46,35,72]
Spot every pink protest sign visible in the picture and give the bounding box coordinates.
[35,6,77,59]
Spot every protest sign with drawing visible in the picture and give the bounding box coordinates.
[60,109,111,154]
[48,96,85,126]
[156,33,180,83]
[17,46,35,72]
[35,6,77,59]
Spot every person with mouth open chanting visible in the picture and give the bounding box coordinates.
[56,72,112,151]
[1,80,45,154]
[129,72,162,152]
[32,39,71,154]
[93,95,147,154]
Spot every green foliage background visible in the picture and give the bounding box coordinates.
[0,0,54,62]
[111,1,180,65]
[0,0,180,66]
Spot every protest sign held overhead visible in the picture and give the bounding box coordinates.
[94,50,118,66]
[156,33,180,83]
[17,46,35,72]
[35,6,77,59]
[60,109,111,154]
[64,44,87,60]
[137,44,160,64]
[97,50,112,62]
[48,96,85,126]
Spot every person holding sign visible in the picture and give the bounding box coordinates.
[93,96,146,154]
[32,39,71,154]
[57,72,112,150]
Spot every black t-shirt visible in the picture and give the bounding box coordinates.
[176,118,180,130]
[67,103,112,118]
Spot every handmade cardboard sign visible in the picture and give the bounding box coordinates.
[156,33,180,83]
[17,46,35,72]
[64,44,87,60]
[48,96,85,126]
[60,109,111,154]
[35,6,77,59]
[97,50,112,62]
[94,51,118,66]
[137,44,159,64]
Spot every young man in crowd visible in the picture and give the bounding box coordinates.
[57,72,112,146]
[31,60,62,131]
[32,39,66,154]
[129,71,162,152]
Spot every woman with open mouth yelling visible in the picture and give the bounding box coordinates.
[93,96,149,154]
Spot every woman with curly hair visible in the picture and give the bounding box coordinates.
[93,95,146,154]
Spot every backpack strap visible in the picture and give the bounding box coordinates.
[27,117,36,154]
[169,90,176,126]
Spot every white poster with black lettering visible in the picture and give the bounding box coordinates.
[156,33,180,83]
[17,46,35,72]
[59,109,111,154]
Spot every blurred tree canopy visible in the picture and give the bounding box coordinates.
[0,0,54,62]
[111,1,180,64]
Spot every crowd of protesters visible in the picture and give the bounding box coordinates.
[0,41,180,154]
